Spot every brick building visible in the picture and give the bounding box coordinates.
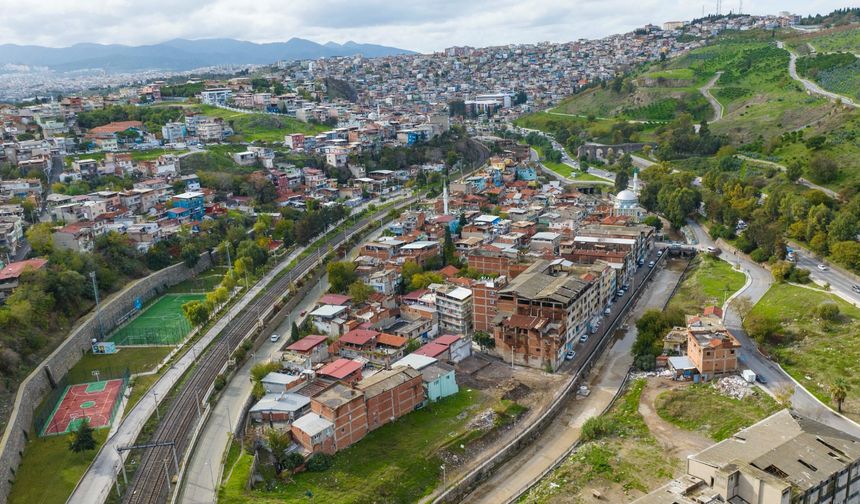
[310,384,368,451]
[356,367,425,431]
[472,276,508,333]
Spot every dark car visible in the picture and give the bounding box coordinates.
[755,374,767,384]
[852,285,860,294]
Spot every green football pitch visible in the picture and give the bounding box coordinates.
[109,294,204,345]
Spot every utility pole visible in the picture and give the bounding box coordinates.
[90,271,104,340]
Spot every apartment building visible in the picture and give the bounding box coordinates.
[492,260,593,370]
[356,367,424,431]
[472,276,508,333]
[686,317,741,378]
[435,285,473,336]
[309,384,368,451]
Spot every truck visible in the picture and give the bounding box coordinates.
[742,369,757,383]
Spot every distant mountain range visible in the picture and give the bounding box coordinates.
[0,38,415,73]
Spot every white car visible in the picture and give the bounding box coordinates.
[817,264,828,271]
[270,333,280,342]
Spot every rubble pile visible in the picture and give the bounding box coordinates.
[467,409,496,431]
[714,375,752,400]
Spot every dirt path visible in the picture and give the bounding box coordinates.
[699,72,724,122]
[638,379,711,460]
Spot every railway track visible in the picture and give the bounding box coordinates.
[122,137,489,504]
[122,200,415,504]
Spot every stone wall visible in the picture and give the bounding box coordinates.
[0,252,213,500]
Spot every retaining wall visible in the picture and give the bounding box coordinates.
[433,251,672,503]
[0,252,213,500]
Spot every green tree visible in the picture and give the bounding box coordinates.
[830,378,849,413]
[327,261,357,293]
[290,321,301,342]
[807,154,838,184]
[181,244,199,268]
[614,168,630,194]
[744,313,781,345]
[474,331,495,350]
[26,223,54,255]
[265,428,293,473]
[348,281,375,304]
[69,419,96,452]
[786,161,803,182]
[409,272,444,291]
[443,227,457,266]
[182,300,210,327]
[400,261,423,292]
[831,241,860,270]
[641,215,663,232]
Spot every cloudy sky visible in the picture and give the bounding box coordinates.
[0,0,851,51]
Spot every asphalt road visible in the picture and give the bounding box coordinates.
[791,245,860,306]
[688,221,860,437]
[700,72,724,122]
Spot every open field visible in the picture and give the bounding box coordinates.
[519,379,682,504]
[219,390,495,504]
[68,347,171,382]
[166,267,228,294]
[191,105,326,142]
[666,255,746,316]
[655,384,781,441]
[746,283,860,415]
[8,429,109,504]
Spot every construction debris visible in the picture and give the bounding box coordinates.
[713,375,753,400]
[466,409,496,431]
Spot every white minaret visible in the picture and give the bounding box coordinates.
[632,168,639,194]
[443,180,449,215]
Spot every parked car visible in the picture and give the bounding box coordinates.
[706,246,721,255]
[565,350,576,361]
[817,264,828,271]
[270,333,280,342]
[755,374,767,384]
[616,290,624,298]
[657,250,663,257]
[852,285,860,294]
[604,307,611,316]
[637,259,645,266]
[648,261,656,268]
[580,334,589,343]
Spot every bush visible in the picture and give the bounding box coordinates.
[786,267,810,284]
[306,453,333,472]
[213,373,227,392]
[283,452,305,472]
[735,234,756,254]
[750,248,770,263]
[581,416,617,441]
[815,302,840,321]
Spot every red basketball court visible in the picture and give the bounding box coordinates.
[41,379,124,436]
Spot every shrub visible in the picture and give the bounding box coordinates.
[306,453,333,472]
[581,416,617,441]
[815,302,840,321]
[213,373,227,392]
[750,248,770,263]
[283,452,305,472]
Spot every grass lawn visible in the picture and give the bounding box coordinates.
[129,148,188,161]
[191,105,326,142]
[67,346,171,383]
[8,429,109,504]
[219,390,490,504]
[166,267,227,294]
[520,379,680,504]
[747,283,860,414]
[655,384,781,441]
[667,255,746,315]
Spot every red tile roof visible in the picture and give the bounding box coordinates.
[339,329,378,346]
[0,258,48,281]
[318,358,363,379]
[703,305,723,318]
[376,333,407,348]
[285,335,327,353]
[88,121,144,135]
[439,265,460,278]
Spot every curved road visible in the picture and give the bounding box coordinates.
[700,72,724,122]
[687,221,860,437]
[777,40,859,109]
[735,155,839,200]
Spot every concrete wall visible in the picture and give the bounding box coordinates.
[0,252,213,500]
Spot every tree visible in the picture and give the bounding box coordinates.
[327,261,357,293]
[290,321,301,342]
[830,378,849,413]
[771,260,793,283]
[614,168,630,194]
[251,361,281,384]
[409,272,444,291]
[266,428,292,473]
[348,281,375,305]
[69,419,96,452]
[182,300,210,327]
[786,161,803,182]
[641,215,663,232]
[181,244,199,268]
[474,331,495,351]
[400,261,423,292]
[830,241,860,270]
[744,313,781,345]
[26,223,55,255]
[443,227,457,266]
[815,302,840,321]
[807,154,838,184]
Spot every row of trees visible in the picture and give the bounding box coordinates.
[76,105,183,131]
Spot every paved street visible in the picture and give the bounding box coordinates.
[461,251,681,504]
[687,221,860,437]
[699,71,724,122]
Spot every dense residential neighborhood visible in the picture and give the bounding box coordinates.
[1,4,860,504]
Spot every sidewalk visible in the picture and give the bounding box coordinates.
[461,262,685,504]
